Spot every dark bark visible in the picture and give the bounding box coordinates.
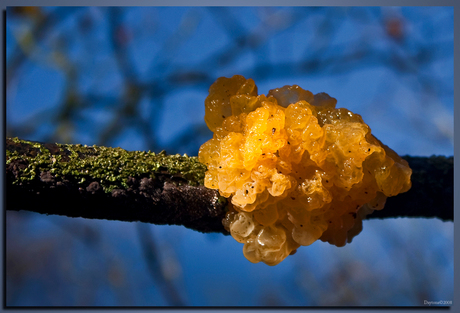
[366,155,453,222]
[6,137,229,235]
[5,137,453,237]
[6,169,229,234]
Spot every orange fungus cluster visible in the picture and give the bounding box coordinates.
[198,75,412,266]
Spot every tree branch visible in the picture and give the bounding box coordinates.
[5,137,453,237]
[366,155,453,222]
[5,137,229,235]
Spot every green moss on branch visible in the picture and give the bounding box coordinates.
[6,137,228,234]
[6,137,206,192]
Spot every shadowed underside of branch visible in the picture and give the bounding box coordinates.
[5,137,453,236]
[367,155,453,222]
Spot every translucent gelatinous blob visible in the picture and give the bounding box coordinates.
[199,75,412,265]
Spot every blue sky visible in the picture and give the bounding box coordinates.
[5,6,454,306]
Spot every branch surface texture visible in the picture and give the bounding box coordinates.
[6,137,229,234]
[5,137,453,235]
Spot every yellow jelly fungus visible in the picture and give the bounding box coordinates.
[199,75,412,266]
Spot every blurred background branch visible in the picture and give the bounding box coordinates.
[6,7,453,154]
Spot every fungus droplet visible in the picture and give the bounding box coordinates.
[198,75,412,265]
